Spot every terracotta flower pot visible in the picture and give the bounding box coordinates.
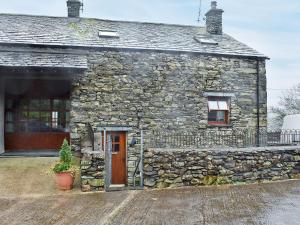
[55,172,75,190]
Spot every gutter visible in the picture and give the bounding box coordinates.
[0,42,270,60]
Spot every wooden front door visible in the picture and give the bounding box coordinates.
[109,132,127,185]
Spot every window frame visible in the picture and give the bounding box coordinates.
[207,96,230,126]
[4,97,70,133]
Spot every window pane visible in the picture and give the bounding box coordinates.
[18,122,28,132]
[29,100,40,110]
[40,112,51,125]
[6,97,70,133]
[28,111,40,120]
[53,99,65,110]
[208,101,219,111]
[19,111,28,120]
[19,99,28,110]
[114,135,120,143]
[216,111,225,122]
[39,120,52,132]
[5,112,14,122]
[5,123,14,132]
[52,111,58,128]
[218,101,228,110]
[27,120,41,132]
[208,111,217,122]
[5,99,13,109]
[113,144,120,152]
[40,99,51,110]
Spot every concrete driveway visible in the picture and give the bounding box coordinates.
[1,181,300,225]
[0,158,300,225]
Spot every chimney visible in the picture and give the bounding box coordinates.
[205,1,224,35]
[67,0,82,18]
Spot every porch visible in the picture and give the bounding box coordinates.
[0,49,87,154]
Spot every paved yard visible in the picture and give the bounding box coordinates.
[0,158,300,225]
[0,181,300,225]
[0,157,81,197]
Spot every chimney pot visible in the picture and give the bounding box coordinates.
[211,1,217,9]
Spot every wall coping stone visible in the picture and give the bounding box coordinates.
[148,146,300,153]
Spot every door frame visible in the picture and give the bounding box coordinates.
[99,127,131,189]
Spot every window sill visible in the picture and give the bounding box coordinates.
[207,123,233,128]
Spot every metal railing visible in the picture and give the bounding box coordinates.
[148,129,300,149]
[133,157,141,187]
[132,130,144,188]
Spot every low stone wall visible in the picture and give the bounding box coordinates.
[143,146,300,188]
[81,153,105,191]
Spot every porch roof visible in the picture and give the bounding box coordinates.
[0,51,88,69]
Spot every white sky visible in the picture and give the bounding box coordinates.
[1,0,299,108]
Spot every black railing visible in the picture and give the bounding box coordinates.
[148,129,300,149]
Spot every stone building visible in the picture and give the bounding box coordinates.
[0,1,268,190]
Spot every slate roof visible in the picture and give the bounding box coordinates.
[0,14,267,58]
[0,51,87,69]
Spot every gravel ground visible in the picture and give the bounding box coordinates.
[0,158,300,225]
[0,157,81,198]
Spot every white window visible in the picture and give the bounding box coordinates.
[98,30,119,38]
[208,99,229,111]
[208,97,230,125]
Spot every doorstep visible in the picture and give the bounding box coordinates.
[107,184,144,192]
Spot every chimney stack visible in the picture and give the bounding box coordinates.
[205,1,224,35]
[67,0,82,18]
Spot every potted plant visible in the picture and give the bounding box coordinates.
[53,139,75,190]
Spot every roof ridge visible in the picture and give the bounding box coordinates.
[0,13,205,29]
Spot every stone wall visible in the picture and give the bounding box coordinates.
[143,147,300,188]
[70,50,267,150]
[69,49,267,187]
[81,153,105,191]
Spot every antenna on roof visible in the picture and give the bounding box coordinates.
[197,0,202,24]
[81,0,84,14]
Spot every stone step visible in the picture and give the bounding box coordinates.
[107,185,144,192]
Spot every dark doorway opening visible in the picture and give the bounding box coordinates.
[4,79,71,151]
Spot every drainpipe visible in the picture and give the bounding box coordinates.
[0,77,4,154]
[256,59,260,147]
[140,130,144,188]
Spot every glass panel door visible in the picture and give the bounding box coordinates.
[5,97,70,133]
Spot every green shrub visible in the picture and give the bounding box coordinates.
[203,176,233,186]
[53,139,73,173]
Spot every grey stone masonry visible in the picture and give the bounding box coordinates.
[205,1,224,35]
[143,146,300,188]
[70,49,267,189]
[81,153,105,191]
[67,0,82,18]
[70,50,267,152]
